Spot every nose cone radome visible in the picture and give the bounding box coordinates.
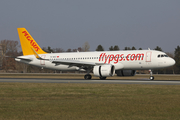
[171,59,176,66]
[168,58,176,67]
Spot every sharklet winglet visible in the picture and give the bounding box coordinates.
[31,48,49,61]
[31,47,42,60]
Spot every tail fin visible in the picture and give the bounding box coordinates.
[17,28,46,56]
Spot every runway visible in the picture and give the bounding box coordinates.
[0,78,180,85]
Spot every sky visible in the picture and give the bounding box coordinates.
[0,0,180,53]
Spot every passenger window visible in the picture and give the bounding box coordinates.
[158,55,160,58]
[161,55,164,57]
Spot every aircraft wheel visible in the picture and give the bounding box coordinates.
[84,74,92,80]
[150,76,154,80]
[100,77,106,80]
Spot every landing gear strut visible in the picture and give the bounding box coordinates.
[149,69,154,80]
[84,74,92,80]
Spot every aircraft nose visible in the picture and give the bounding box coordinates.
[169,58,176,66]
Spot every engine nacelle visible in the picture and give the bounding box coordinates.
[93,65,115,77]
[115,70,136,76]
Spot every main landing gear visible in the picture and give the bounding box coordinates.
[84,74,92,80]
[149,69,154,80]
[84,74,107,80]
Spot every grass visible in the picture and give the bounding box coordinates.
[0,83,180,120]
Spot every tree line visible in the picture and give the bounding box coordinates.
[0,39,180,74]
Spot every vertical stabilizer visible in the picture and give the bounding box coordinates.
[17,28,46,56]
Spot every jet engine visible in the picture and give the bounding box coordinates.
[115,70,136,76]
[93,65,115,77]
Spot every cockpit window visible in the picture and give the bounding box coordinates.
[164,54,168,57]
[157,54,169,58]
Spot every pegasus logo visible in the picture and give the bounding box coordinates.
[22,31,40,52]
[99,53,144,64]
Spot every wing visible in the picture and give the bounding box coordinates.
[51,59,104,67]
[31,48,104,67]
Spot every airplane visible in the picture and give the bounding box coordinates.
[15,28,175,80]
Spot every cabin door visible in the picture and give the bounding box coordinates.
[146,52,152,62]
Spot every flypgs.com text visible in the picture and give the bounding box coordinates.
[22,31,40,52]
[99,53,144,64]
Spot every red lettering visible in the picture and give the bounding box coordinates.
[22,31,40,52]
[29,40,34,44]
[22,31,28,36]
[135,53,144,60]
[101,53,106,61]
[130,54,135,61]
[99,53,144,64]
[119,54,124,61]
[99,53,104,61]
[108,54,114,64]
[26,36,31,40]
[31,42,36,47]
[126,54,131,61]
[104,55,109,63]
[114,54,120,64]
[102,53,106,61]
[34,46,40,52]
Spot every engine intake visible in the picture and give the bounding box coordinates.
[93,65,115,77]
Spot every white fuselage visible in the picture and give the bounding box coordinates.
[15,50,175,71]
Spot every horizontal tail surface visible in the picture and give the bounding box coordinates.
[17,28,46,56]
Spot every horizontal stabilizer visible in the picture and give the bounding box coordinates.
[15,56,33,62]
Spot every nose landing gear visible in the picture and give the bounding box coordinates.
[149,69,154,80]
